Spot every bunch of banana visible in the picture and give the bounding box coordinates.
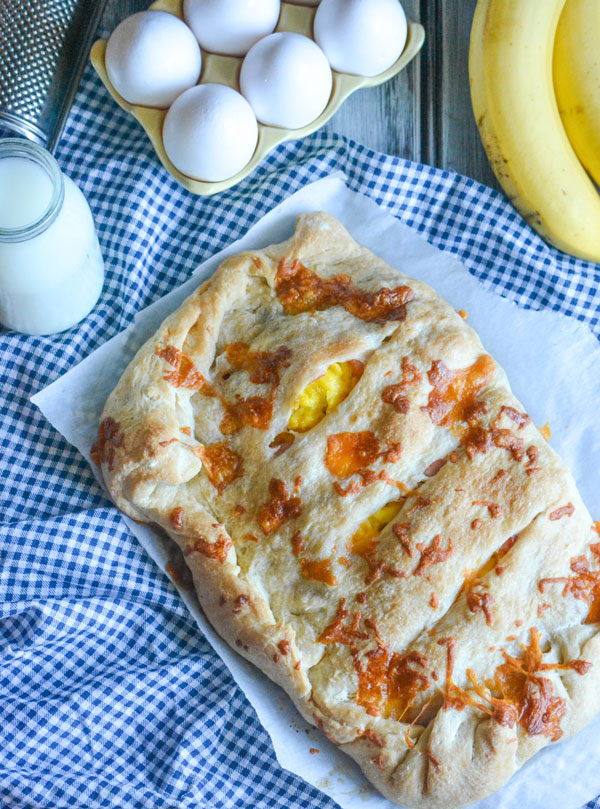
[469,0,600,263]
[554,0,600,189]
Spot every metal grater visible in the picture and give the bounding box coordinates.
[0,0,109,152]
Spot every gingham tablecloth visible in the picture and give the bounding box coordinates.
[1,60,600,809]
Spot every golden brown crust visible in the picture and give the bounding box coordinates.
[94,213,600,809]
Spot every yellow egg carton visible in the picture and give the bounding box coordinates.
[91,0,425,196]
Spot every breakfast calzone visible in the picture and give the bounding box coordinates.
[92,212,600,809]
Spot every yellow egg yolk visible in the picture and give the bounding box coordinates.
[288,360,363,433]
[351,501,403,555]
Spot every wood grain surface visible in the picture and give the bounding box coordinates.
[100,0,500,190]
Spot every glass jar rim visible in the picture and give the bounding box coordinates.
[0,138,64,243]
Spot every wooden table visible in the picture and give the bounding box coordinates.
[101,0,499,191]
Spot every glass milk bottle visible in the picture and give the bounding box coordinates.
[0,138,104,335]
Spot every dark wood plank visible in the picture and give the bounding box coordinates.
[433,0,498,188]
[100,0,145,30]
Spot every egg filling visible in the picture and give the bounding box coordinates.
[351,501,403,554]
[288,360,363,433]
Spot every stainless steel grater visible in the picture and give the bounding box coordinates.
[0,0,109,152]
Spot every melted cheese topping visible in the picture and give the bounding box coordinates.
[423,355,495,429]
[288,360,363,433]
[275,258,414,322]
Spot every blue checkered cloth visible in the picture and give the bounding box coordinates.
[1,59,599,809]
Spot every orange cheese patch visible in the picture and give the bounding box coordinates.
[291,531,306,557]
[439,630,591,739]
[257,478,302,535]
[183,533,232,564]
[325,431,380,478]
[291,530,338,586]
[198,442,243,494]
[300,557,338,587]
[465,585,494,626]
[225,341,291,386]
[318,598,368,646]
[438,636,517,724]
[275,258,414,324]
[549,503,574,521]
[494,627,591,740]
[221,395,277,434]
[169,507,184,529]
[91,417,124,471]
[156,342,291,434]
[318,600,429,720]
[539,544,600,624]
[269,431,295,455]
[354,646,430,721]
[219,342,291,434]
[381,356,422,415]
[414,535,453,576]
[156,345,205,390]
[423,355,495,429]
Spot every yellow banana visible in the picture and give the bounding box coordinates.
[554,0,600,187]
[469,0,600,263]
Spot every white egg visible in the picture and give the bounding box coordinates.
[163,84,258,182]
[240,32,332,129]
[105,11,202,108]
[314,0,408,77]
[183,0,280,56]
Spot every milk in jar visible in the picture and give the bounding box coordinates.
[0,138,104,335]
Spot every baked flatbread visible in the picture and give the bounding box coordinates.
[92,213,600,809]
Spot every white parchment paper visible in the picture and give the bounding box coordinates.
[32,176,600,809]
